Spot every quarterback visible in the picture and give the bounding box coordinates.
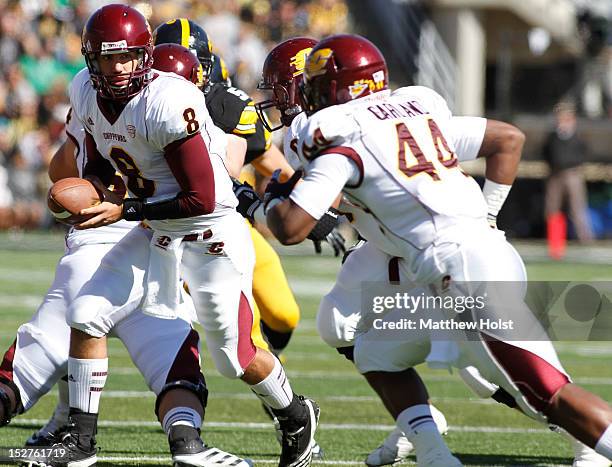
[0,109,236,467]
[58,5,319,467]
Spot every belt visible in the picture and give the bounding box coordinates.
[139,221,212,242]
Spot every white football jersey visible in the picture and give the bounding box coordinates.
[283,112,307,170]
[63,106,137,249]
[296,86,488,258]
[69,68,236,234]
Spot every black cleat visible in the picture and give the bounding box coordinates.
[169,425,252,466]
[20,430,97,467]
[277,397,320,467]
[25,425,68,447]
[262,402,324,460]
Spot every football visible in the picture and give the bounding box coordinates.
[47,177,101,225]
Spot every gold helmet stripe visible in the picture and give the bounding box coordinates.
[179,18,190,49]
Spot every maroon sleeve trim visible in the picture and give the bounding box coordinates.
[318,146,364,188]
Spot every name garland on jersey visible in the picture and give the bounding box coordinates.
[103,132,127,142]
[367,99,427,121]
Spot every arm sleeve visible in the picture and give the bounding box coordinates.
[82,131,116,187]
[289,153,358,220]
[139,133,215,220]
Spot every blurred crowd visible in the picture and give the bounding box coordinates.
[0,0,350,230]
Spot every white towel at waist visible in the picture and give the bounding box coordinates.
[142,231,185,319]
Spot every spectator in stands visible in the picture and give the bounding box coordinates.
[0,0,353,230]
[543,101,594,258]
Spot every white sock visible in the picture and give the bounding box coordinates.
[68,357,108,413]
[397,405,452,457]
[162,407,202,435]
[250,356,293,409]
[595,424,612,459]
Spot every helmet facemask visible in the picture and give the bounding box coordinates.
[85,46,153,101]
[256,79,302,132]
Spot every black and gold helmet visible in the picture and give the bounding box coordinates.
[210,53,231,86]
[153,18,213,88]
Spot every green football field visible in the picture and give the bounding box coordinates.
[0,232,611,466]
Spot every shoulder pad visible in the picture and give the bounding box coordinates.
[205,83,256,135]
[298,106,354,160]
[68,68,93,129]
[146,76,209,149]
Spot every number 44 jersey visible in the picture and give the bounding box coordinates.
[68,68,236,233]
[296,86,489,260]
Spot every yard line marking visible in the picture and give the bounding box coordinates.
[91,457,381,465]
[0,295,43,308]
[68,457,570,467]
[89,367,612,386]
[12,418,550,434]
[0,268,55,282]
[54,390,496,406]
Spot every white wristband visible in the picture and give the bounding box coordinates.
[263,196,284,215]
[253,204,266,225]
[482,179,512,217]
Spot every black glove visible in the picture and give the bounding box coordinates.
[263,169,303,212]
[232,178,262,222]
[308,207,345,256]
[313,228,346,257]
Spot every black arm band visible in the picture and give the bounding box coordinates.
[307,207,340,241]
[122,198,144,221]
[143,197,183,220]
[123,196,188,221]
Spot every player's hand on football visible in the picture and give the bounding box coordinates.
[232,178,262,222]
[75,176,123,229]
[263,169,302,212]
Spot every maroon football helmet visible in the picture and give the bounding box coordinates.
[255,37,317,131]
[152,44,203,88]
[81,4,154,100]
[301,34,388,115]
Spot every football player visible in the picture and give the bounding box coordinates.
[61,5,319,467]
[257,36,612,467]
[250,36,612,467]
[262,34,612,466]
[150,42,330,460]
[210,53,231,86]
[0,107,245,467]
[152,18,307,358]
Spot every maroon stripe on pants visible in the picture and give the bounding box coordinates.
[0,339,16,382]
[484,336,569,412]
[388,257,400,284]
[237,293,257,370]
[166,329,202,384]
